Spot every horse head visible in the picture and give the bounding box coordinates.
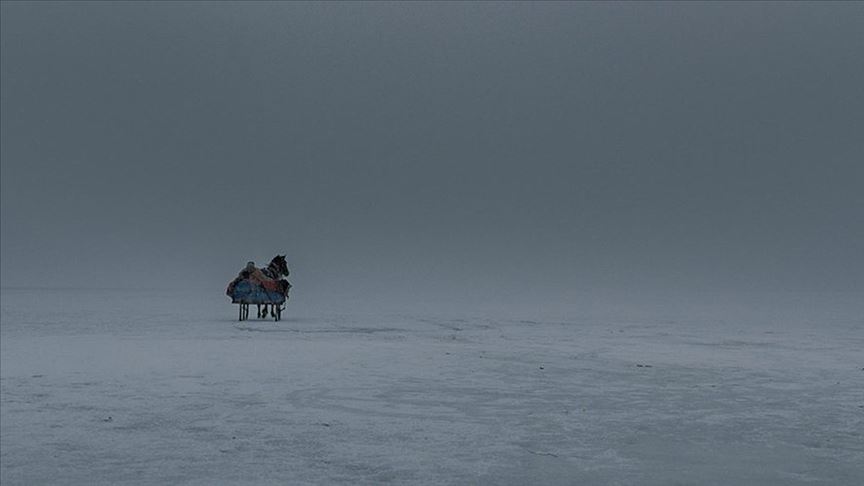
[270,255,289,277]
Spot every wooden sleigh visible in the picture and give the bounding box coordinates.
[229,279,288,321]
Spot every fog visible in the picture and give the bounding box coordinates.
[2,2,863,303]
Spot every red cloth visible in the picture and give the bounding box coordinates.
[248,267,280,291]
[227,265,286,296]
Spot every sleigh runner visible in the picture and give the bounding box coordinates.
[226,255,291,321]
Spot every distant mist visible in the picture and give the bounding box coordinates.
[2,2,862,301]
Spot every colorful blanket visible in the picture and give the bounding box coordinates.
[226,279,287,305]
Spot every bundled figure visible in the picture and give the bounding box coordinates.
[227,255,291,321]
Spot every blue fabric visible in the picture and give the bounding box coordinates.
[229,280,286,304]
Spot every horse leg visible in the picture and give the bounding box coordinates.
[239,304,243,321]
[263,305,269,318]
[256,304,261,318]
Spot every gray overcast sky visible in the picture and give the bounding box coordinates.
[1,2,862,300]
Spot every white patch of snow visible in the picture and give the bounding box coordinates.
[2,288,862,485]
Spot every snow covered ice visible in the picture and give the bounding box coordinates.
[1,288,862,485]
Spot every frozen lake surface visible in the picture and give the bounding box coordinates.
[1,288,862,485]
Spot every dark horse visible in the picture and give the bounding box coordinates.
[256,255,291,319]
[227,255,291,321]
